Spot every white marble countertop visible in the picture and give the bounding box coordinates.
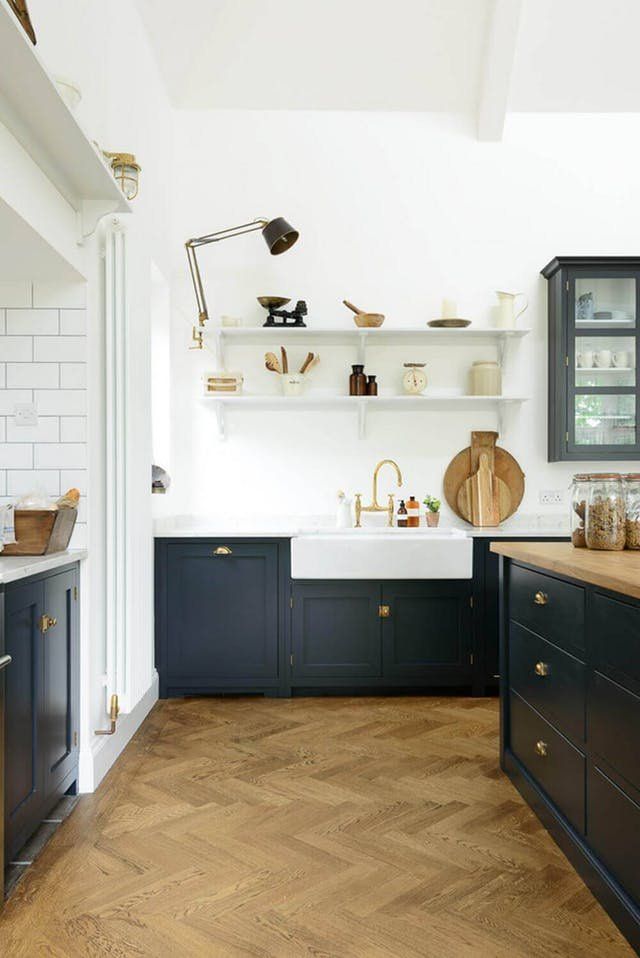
[0,549,87,585]
[154,515,569,539]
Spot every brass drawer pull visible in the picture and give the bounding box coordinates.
[378,604,391,618]
[534,661,550,677]
[213,546,232,556]
[534,591,548,606]
[39,614,57,633]
[534,740,548,758]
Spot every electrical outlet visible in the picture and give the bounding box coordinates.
[14,403,38,427]
[539,489,564,506]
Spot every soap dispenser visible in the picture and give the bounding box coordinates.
[336,490,353,529]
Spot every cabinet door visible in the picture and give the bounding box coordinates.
[382,581,472,678]
[567,269,640,458]
[291,582,381,678]
[4,579,44,859]
[42,570,79,795]
[165,542,279,685]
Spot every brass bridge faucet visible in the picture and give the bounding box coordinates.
[355,459,403,527]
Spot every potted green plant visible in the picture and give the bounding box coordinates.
[423,495,441,528]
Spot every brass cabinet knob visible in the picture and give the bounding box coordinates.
[213,546,232,556]
[534,740,548,758]
[534,661,550,677]
[39,614,57,633]
[533,591,548,606]
[378,604,391,618]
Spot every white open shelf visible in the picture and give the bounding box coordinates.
[0,0,131,273]
[209,324,531,366]
[204,394,528,440]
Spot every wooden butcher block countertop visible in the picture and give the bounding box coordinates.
[490,540,640,601]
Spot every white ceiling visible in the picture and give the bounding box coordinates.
[135,0,640,115]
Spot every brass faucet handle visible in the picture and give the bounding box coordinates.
[387,494,395,527]
[354,493,363,528]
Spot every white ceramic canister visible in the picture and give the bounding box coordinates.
[469,360,502,396]
[281,373,304,396]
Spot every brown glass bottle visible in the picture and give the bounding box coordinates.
[366,375,378,396]
[406,496,420,527]
[397,500,408,527]
[349,364,366,396]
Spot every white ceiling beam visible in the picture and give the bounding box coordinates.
[477,0,524,141]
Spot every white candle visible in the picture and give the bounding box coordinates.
[441,298,457,319]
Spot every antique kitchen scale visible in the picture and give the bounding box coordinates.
[257,296,308,328]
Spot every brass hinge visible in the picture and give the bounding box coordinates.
[565,280,569,291]
[290,654,294,666]
[73,731,78,748]
[566,431,570,443]
[469,596,474,609]
[290,596,294,609]
[470,653,474,665]
[73,586,78,601]
[378,604,390,618]
[565,355,569,367]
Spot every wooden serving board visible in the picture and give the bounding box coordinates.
[444,432,524,524]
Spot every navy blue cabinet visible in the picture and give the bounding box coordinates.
[291,582,381,679]
[4,565,79,863]
[156,540,286,697]
[382,581,471,680]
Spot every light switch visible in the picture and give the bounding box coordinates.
[14,403,38,426]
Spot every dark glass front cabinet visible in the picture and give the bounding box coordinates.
[543,256,640,461]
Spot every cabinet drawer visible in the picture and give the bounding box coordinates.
[588,765,640,906]
[510,564,585,656]
[592,592,640,694]
[510,623,585,744]
[510,692,585,833]
[590,671,640,794]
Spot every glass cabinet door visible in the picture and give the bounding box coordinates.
[568,272,639,455]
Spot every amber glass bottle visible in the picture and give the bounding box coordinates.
[406,496,420,527]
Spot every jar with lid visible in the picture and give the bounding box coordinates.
[569,474,590,548]
[585,473,625,551]
[623,474,640,549]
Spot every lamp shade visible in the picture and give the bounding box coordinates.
[262,217,299,255]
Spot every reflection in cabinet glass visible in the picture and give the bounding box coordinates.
[543,257,640,461]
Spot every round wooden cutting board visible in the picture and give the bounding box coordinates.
[444,444,525,522]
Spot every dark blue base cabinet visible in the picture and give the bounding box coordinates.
[4,564,79,863]
[155,540,473,697]
[500,558,640,954]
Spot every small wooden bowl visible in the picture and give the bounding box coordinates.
[353,313,385,328]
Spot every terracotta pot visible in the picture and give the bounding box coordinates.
[426,512,440,528]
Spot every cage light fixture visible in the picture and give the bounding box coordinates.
[103,151,142,200]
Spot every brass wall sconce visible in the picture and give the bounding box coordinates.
[185,217,299,349]
[103,151,142,200]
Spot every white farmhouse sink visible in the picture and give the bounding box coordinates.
[291,531,472,580]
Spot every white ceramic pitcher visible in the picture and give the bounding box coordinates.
[495,290,528,329]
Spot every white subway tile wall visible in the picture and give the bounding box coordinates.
[0,286,87,548]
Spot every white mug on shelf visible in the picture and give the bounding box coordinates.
[612,351,630,368]
[594,350,612,368]
[576,351,594,368]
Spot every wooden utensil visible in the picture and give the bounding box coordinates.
[456,453,499,527]
[299,352,315,374]
[454,431,512,523]
[281,347,288,374]
[443,433,525,523]
[265,352,282,373]
[457,471,511,524]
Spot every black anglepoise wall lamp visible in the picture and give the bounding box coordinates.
[185,217,299,349]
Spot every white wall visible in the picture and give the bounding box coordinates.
[167,111,639,519]
[26,0,173,788]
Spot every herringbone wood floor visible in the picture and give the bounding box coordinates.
[0,696,634,957]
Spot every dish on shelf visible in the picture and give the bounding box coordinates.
[257,296,290,309]
[428,319,471,328]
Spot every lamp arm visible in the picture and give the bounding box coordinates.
[184,219,269,327]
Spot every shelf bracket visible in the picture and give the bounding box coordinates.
[214,329,225,367]
[215,401,226,440]
[497,334,507,368]
[77,200,123,244]
[358,399,367,440]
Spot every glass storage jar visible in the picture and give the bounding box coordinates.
[570,474,590,548]
[623,474,640,550]
[585,473,625,551]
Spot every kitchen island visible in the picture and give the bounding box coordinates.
[491,540,640,954]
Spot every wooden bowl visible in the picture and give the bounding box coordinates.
[353,313,385,328]
[257,296,290,309]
